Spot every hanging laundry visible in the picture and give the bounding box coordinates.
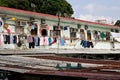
[64,26,68,30]
[80,40,87,48]
[3,35,7,44]
[13,36,17,44]
[0,34,2,46]
[37,37,40,46]
[60,38,65,46]
[34,36,39,46]
[100,32,105,39]
[51,32,54,36]
[0,21,2,27]
[87,41,90,48]
[3,35,10,44]
[0,34,3,45]
[80,40,85,47]
[6,28,10,34]
[84,40,87,48]
[43,37,46,45]
[89,41,94,48]
[28,26,32,31]
[17,38,22,47]
[39,27,42,33]
[32,37,35,48]
[38,37,40,46]
[94,31,98,39]
[27,35,34,48]
[34,23,38,28]
[40,36,48,45]
[7,35,10,44]
[32,25,35,30]
[94,31,98,35]
[48,37,52,46]
[80,33,85,40]
[40,37,43,45]
[50,37,57,44]
[70,39,72,46]
[10,35,14,44]
[4,23,8,29]
[97,31,100,40]
[27,35,33,43]
[43,37,48,45]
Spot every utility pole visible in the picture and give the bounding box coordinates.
[57,11,61,54]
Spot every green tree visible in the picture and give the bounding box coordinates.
[0,0,74,17]
[0,0,9,6]
[114,20,120,26]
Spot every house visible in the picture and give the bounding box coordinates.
[0,6,120,49]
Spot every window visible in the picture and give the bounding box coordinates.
[41,18,46,24]
[31,28,37,35]
[70,28,73,32]
[16,20,27,26]
[80,29,84,33]
[53,26,60,30]
[70,32,76,38]
[20,21,27,26]
[70,28,77,32]
[106,32,110,40]
[80,29,85,40]
[70,28,77,38]
[85,25,88,30]
[15,26,24,34]
[50,30,60,37]
[77,24,81,29]
[50,26,61,37]
[115,29,119,33]
[41,29,47,36]
[111,29,114,32]
[60,26,63,30]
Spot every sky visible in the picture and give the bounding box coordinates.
[66,0,120,24]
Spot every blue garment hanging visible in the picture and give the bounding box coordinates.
[34,36,38,46]
[60,38,65,46]
[48,37,52,46]
[10,35,13,44]
[64,26,67,30]
[32,25,35,30]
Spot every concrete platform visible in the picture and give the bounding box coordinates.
[0,48,120,55]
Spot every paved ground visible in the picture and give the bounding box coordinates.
[0,48,120,55]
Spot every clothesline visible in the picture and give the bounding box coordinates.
[0,32,17,35]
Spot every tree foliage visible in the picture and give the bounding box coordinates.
[114,20,120,26]
[0,0,74,17]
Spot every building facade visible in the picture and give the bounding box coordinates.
[0,6,120,50]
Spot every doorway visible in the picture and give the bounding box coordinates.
[87,30,91,40]
[80,29,85,40]
[41,29,47,36]
[15,26,24,34]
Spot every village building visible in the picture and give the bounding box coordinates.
[0,6,120,50]
[0,6,120,80]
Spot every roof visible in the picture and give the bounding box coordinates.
[0,55,120,79]
[0,6,119,29]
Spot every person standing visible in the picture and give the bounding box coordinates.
[110,35,115,50]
